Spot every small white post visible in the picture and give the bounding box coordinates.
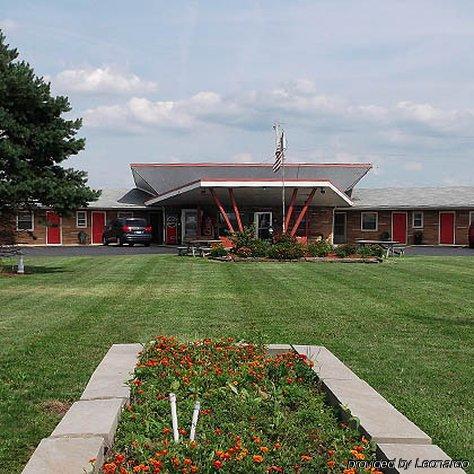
[17,255,24,274]
[189,401,201,441]
[169,393,179,442]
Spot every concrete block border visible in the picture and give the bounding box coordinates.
[23,343,466,473]
[22,344,141,474]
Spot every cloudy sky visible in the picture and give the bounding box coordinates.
[1,0,474,189]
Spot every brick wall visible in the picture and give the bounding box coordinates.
[344,209,473,245]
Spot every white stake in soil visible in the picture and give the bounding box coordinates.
[169,393,179,442]
[189,401,201,441]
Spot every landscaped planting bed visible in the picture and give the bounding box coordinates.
[102,337,377,473]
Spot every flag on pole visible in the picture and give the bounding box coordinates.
[272,129,286,173]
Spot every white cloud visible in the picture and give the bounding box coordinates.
[0,19,19,32]
[403,161,423,171]
[82,79,474,145]
[53,67,158,95]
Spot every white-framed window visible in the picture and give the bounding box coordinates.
[16,211,34,231]
[76,210,87,228]
[412,211,424,228]
[117,211,133,218]
[361,212,378,231]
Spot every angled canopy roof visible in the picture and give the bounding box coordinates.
[145,180,353,208]
[131,162,372,197]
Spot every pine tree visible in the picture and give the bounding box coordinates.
[0,30,100,218]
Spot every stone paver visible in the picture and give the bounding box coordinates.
[292,345,360,380]
[266,344,292,355]
[376,443,467,473]
[81,343,141,401]
[22,436,105,474]
[51,399,125,446]
[323,377,431,445]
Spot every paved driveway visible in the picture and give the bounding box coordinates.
[20,245,177,257]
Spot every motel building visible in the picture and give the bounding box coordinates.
[12,162,474,247]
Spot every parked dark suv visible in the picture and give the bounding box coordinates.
[102,218,152,246]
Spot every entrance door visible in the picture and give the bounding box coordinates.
[392,212,407,244]
[150,211,164,244]
[254,212,272,240]
[333,212,347,244]
[91,211,106,244]
[46,211,61,245]
[181,209,198,242]
[439,212,455,245]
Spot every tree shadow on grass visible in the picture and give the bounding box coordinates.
[0,264,70,275]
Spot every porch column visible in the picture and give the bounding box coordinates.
[290,188,316,237]
[228,188,243,232]
[209,188,235,233]
[284,188,298,232]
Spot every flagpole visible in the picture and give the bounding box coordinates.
[281,137,286,234]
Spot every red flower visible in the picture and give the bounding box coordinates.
[114,454,125,464]
[213,460,223,470]
[103,463,117,474]
[252,455,264,464]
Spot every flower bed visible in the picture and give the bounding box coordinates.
[102,337,378,473]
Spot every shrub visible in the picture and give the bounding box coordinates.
[210,244,228,258]
[235,246,253,258]
[307,240,334,257]
[334,244,357,258]
[274,233,297,245]
[357,244,384,258]
[267,241,305,260]
[230,227,256,249]
[250,239,271,257]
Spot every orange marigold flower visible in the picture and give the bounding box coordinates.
[214,428,222,435]
[213,460,223,470]
[273,442,282,450]
[301,454,312,462]
[190,466,198,473]
[252,435,261,444]
[268,466,284,473]
[252,455,264,464]
[327,449,335,457]
[260,446,269,453]
[327,460,336,469]
[115,454,125,464]
[132,379,142,386]
[343,469,356,474]
[184,458,193,466]
[178,427,187,435]
[103,463,117,474]
[162,427,171,435]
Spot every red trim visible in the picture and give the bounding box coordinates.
[228,188,243,232]
[285,188,298,231]
[210,188,235,233]
[290,189,316,237]
[131,162,372,168]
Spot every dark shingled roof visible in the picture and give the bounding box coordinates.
[130,163,372,196]
[348,186,474,210]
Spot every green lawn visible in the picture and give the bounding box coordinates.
[0,255,473,473]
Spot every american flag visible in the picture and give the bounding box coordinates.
[272,129,286,173]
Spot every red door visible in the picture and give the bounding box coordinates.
[440,212,455,244]
[46,211,61,245]
[392,212,407,244]
[92,212,106,244]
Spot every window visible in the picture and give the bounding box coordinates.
[76,211,87,228]
[361,212,378,231]
[16,211,34,231]
[118,211,133,218]
[412,211,423,228]
[470,211,474,225]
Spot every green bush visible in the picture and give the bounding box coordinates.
[250,239,271,257]
[229,226,256,249]
[307,240,334,257]
[267,241,305,260]
[210,244,228,257]
[235,246,253,258]
[357,244,384,258]
[334,244,357,258]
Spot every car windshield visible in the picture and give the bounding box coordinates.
[125,218,147,227]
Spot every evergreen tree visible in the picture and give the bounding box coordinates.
[0,30,100,217]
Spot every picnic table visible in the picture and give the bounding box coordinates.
[356,240,405,258]
[178,239,222,257]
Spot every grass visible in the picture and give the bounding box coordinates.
[0,255,472,473]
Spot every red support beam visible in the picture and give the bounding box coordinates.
[284,188,298,232]
[210,188,235,234]
[228,188,243,232]
[290,188,316,237]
